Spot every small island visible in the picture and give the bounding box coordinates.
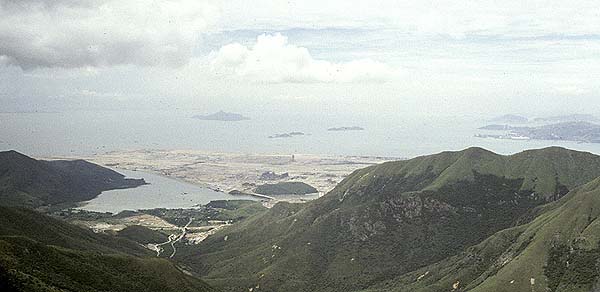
[192,110,250,121]
[268,132,305,139]
[327,126,364,131]
[488,114,529,124]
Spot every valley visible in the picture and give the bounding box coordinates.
[171,147,600,292]
[3,3,597,291]
[5,147,600,292]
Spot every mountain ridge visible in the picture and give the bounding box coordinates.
[182,147,600,292]
[0,150,146,208]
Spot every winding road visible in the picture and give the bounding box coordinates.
[153,217,193,258]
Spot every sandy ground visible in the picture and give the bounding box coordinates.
[69,149,397,203]
[73,213,177,232]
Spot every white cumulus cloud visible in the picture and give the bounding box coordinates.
[0,0,219,69]
[211,33,396,83]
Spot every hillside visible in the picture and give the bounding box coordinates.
[0,206,217,292]
[364,176,600,292]
[116,225,169,244]
[0,150,146,208]
[180,147,600,292]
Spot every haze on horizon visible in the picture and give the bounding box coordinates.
[1,0,600,117]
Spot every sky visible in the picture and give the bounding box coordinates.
[1,0,600,117]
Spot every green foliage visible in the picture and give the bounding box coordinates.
[0,150,145,208]
[206,199,256,210]
[545,243,570,291]
[255,182,318,195]
[0,206,147,255]
[0,236,216,292]
[182,147,600,292]
[544,243,600,292]
[140,200,266,227]
[116,225,169,244]
[0,206,218,292]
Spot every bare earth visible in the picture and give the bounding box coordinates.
[69,149,397,205]
[73,213,177,233]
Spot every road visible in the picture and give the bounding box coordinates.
[153,217,193,258]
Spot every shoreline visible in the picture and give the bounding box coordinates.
[51,149,397,206]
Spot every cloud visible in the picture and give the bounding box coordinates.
[0,0,219,69]
[216,0,600,39]
[554,85,589,96]
[211,33,396,83]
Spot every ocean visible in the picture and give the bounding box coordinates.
[2,110,600,159]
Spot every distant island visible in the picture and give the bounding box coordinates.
[488,114,529,124]
[327,126,364,131]
[476,121,600,143]
[192,110,250,121]
[268,132,305,139]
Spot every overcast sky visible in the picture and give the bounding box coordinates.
[1,0,599,116]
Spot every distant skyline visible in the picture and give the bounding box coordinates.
[1,0,600,116]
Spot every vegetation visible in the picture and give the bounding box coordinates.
[140,200,266,227]
[0,206,217,292]
[0,150,145,208]
[51,200,266,230]
[254,181,318,195]
[116,225,169,244]
[0,237,216,292]
[0,206,147,255]
[180,147,600,292]
[543,244,600,292]
[366,176,600,292]
[6,146,600,292]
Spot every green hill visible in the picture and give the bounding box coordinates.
[363,176,600,292]
[0,206,217,292]
[179,147,600,292]
[0,150,146,208]
[255,182,318,195]
[0,206,146,255]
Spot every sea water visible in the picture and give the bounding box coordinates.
[3,110,600,158]
[77,169,257,213]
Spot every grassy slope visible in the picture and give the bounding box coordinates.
[186,147,600,292]
[364,176,600,292]
[0,206,148,255]
[0,206,217,292]
[352,146,600,198]
[0,237,216,292]
[470,177,600,292]
[116,225,169,244]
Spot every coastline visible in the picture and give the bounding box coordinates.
[51,149,398,206]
